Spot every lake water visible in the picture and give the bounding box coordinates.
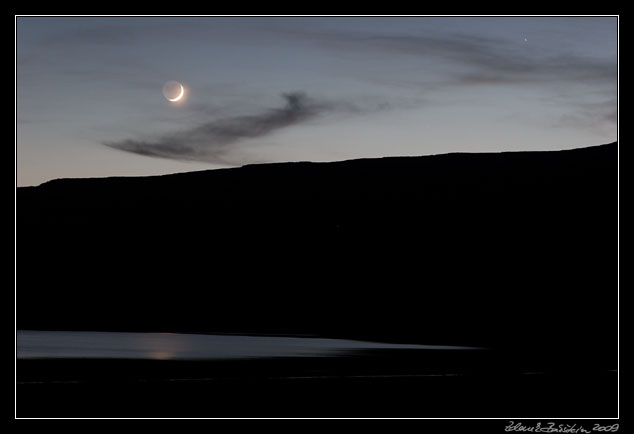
[17,330,481,360]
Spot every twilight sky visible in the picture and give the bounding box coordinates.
[16,16,617,186]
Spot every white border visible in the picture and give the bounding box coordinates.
[14,14,619,421]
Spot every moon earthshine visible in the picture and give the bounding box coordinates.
[163,81,185,102]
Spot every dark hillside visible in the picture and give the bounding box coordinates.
[17,142,618,369]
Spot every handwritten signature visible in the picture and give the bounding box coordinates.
[505,422,619,433]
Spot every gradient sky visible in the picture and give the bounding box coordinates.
[16,16,617,186]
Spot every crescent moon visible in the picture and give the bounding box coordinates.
[168,84,184,102]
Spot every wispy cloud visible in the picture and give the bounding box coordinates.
[284,28,617,131]
[553,97,618,133]
[286,28,616,88]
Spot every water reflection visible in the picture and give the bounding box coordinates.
[17,330,482,360]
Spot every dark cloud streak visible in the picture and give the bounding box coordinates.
[104,92,373,164]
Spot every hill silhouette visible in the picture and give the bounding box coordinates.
[17,142,617,368]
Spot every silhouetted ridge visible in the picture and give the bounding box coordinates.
[18,142,617,368]
[26,142,615,202]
